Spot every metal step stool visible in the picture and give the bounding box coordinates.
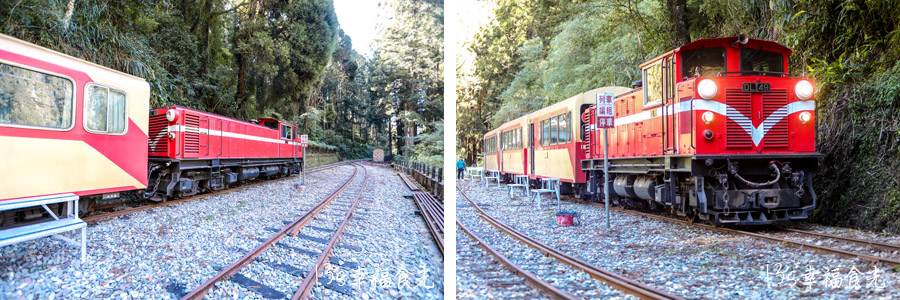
[0,194,87,263]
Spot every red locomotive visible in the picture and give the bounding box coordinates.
[582,35,819,225]
[145,106,304,200]
[485,35,819,225]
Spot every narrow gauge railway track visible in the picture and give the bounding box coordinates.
[458,187,684,300]
[775,227,900,253]
[564,196,900,267]
[82,160,352,223]
[457,221,572,300]
[397,171,444,254]
[181,162,369,300]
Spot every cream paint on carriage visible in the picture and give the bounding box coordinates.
[532,148,575,181]
[0,136,145,199]
[165,125,305,147]
[501,150,525,174]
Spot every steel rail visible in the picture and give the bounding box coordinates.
[397,170,444,254]
[414,193,444,233]
[458,187,683,300]
[565,197,900,267]
[412,193,444,254]
[291,165,369,300]
[778,228,900,252]
[83,161,351,223]
[457,220,578,300]
[179,163,360,300]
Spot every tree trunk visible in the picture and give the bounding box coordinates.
[62,0,76,28]
[667,0,691,46]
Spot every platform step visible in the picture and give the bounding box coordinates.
[0,218,86,247]
[0,193,78,211]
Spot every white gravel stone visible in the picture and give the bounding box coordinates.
[1,163,442,300]
[458,179,900,299]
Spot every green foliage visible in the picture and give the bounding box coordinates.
[0,0,338,121]
[370,0,444,159]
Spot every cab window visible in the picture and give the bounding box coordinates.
[0,62,74,129]
[280,124,291,139]
[680,47,726,79]
[85,84,127,134]
[262,120,278,129]
[642,60,663,106]
[740,48,784,76]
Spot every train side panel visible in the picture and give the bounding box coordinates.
[0,34,149,201]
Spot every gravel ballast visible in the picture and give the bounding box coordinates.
[1,163,442,300]
[457,179,900,299]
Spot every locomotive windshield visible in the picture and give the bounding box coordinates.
[740,47,784,76]
[680,47,725,79]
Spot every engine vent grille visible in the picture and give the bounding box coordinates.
[725,89,753,148]
[762,89,789,148]
[148,114,169,155]
[184,114,201,153]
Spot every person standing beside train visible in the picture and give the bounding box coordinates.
[457,157,466,179]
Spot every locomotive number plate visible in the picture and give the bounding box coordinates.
[742,82,771,93]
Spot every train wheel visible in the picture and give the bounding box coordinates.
[573,184,584,199]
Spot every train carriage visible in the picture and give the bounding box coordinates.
[0,34,150,209]
[494,116,528,178]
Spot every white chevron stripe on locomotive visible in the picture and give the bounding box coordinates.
[167,125,305,146]
[612,99,814,147]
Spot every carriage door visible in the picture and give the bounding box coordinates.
[201,116,210,156]
[216,119,223,156]
[663,55,677,153]
[529,123,535,175]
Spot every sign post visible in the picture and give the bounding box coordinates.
[299,135,309,189]
[596,93,615,230]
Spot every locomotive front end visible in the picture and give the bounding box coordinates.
[684,37,821,225]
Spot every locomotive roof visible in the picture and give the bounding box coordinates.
[677,36,792,55]
[640,36,792,68]
[159,105,297,129]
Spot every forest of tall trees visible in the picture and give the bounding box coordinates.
[457,0,900,232]
[0,0,443,162]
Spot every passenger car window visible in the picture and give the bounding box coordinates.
[550,116,559,145]
[559,113,569,143]
[85,85,127,134]
[740,48,784,76]
[541,119,550,146]
[0,62,74,129]
[680,47,726,79]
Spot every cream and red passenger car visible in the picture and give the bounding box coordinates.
[0,34,150,208]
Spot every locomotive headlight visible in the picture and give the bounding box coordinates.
[799,111,812,124]
[701,111,715,124]
[166,109,177,122]
[697,79,718,100]
[795,80,814,100]
[167,132,176,140]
